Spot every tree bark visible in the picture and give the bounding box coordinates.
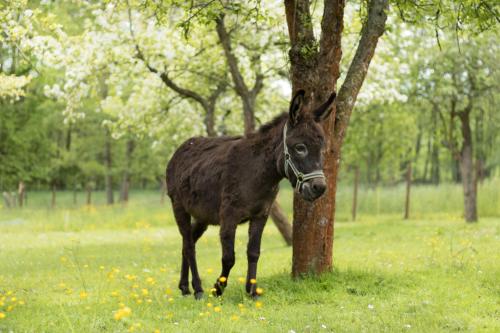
[404,162,412,220]
[285,0,388,276]
[104,129,114,205]
[352,166,360,221]
[120,137,135,203]
[18,181,25,207]
[458,111,478,222]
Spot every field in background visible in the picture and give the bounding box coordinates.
[3,178,500,224]
[0,183,499,332]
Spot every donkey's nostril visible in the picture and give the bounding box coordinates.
[311,181,326,196]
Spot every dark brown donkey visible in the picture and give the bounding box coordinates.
[166,90,336,299]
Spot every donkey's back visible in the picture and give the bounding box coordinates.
[166,135,242,224]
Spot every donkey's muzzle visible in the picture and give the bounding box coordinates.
[301,178,326,202]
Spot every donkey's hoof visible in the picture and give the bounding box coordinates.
[180,287,191,296]
[212,282,224,297]
[194,291,204,300]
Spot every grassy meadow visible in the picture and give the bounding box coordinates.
[0,181,499,332]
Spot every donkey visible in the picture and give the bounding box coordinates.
[166,90,336,299]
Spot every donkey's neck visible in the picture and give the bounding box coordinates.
[244,113,288,186]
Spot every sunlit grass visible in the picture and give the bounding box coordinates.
[0,183,499,332]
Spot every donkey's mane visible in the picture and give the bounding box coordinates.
[257,112,288,134]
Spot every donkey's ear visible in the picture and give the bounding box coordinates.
[289,89,305,126]
[314,92,336,122]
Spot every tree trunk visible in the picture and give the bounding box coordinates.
[352,166,360,221]
[404,162,412,220]
[269,202,293,246]
[18,181,25,207]
[104,129,114,205]
[120,137,135,203]
[458,111,478,222]
[286,0,388,276]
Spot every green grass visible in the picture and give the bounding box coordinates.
[0,184,499,332]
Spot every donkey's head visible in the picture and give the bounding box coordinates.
[283,90,336,202]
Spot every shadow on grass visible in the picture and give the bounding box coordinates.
[224,267,415,304]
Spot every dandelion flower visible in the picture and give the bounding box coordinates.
[206,303,213,308]
[214,306,222,313]
[165,288,173,296]
[230,315,239,321]
[141,289,149,296]
[219,276,227,283]
[168,297,174,303]
[256,287,263,295]
[146,277,155,285]
[79,291,88,299]
[114,306,132,320]
[255,301,263,309]
[238,277,245,284]
[206,268,213,274]
[250,279,257,284]
[0,312,5,319]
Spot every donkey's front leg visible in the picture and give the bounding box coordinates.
[246,215,267,298]
[213,220,237,296]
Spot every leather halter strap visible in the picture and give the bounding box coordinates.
[283,123,325,192]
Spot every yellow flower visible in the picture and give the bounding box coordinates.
[206,302,213,308]
[168,298,174,303]
[146,277,155,285]
[159,267,167,273]
[165,288,173,296]
[58,282,66,289]
[250,278,257,284]
[219,276,227,283]
[206,268,213,274]
[230,315,239,321]
[99,266,105,270]
[255,301,263,309]
[238,277,245,284]
[125,274,136,281]
[238,303,244,309]
[79,291,88,300]
[213,306,222,313]
[141,289,148,296]
[154,330,161,333]
[114,306,132,320]
[18,300,25,305]
[256,287,264,295]
[0,312,5,319]
[111,291,120,297]
[10,297,17,303]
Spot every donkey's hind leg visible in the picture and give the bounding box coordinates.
[173,204,192,296]
[189,220,208,299]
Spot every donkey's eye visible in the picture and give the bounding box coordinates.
[294,144,308,156]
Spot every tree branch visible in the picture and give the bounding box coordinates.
[215,14,249,98]
[334,0,388,143]
[135,46,209,110]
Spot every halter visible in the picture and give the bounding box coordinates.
[283,123,325,192]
